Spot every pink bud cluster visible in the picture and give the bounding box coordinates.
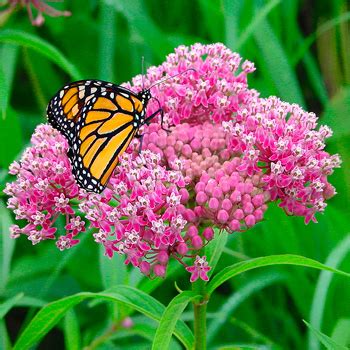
[142,122,270,232]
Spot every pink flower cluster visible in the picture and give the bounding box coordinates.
[5,43,340,282]
[128,43,340,224]
[5,125,82,249]
[222,97,341,223]
[124,43,257,126]
[4,124,212,281]
[78,148,207,279]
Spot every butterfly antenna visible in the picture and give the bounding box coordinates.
[141,56,145,90]
[147,68,196,91]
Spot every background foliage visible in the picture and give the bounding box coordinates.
[0,0,349,349]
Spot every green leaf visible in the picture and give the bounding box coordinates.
[197,0,224,42]
[205,229,228,277]
[15,296,46,309]
[322,87,350,140]
[0,201,15,294]
[331,319,350,347]
[0,293,24,319]
[109,315,182,349]
[0,30,82,80]
[0,43,18,120]
[99,245,128,321]
[213,343,276,349]
[304,321,348,350]
[291,11,350,67]
[110,316,157,342]
[253,17,305,107]
[13,286,193,350]
[321,86,350,204]
[37,232,90,299]
[206,254,350,295]
[0,320,11,350]
[308,235,350,350]
[223,0,243,49]
[300,52,328,106]
[152,291,198,350]
[0,107,22,169]
[105,0,173,61]
[236,0,281,49]
[99,245,127,289]
[63,309,81,350]
[207,271,286,343]
[98,1,116,81]
[228,317,281,349]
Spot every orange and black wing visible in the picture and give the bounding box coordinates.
[47,80,145,193]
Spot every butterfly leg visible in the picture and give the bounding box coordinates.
[135,108,171,154]
[134,132,144,154]
[144,108,170,132]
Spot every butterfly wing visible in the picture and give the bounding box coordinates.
[47,80,144,193]
[47,80,99,142]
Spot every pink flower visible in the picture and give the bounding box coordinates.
[186,256,211,282]
[4,43,340,283]
[1,0,71,26]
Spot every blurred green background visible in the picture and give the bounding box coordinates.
[0,0,349,349]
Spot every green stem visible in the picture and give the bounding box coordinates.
[84,323,119,350]
[192,278,208,350]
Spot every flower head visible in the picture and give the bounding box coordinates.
[4,43,340,282]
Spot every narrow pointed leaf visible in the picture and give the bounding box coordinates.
[13,286,193,350]
[0,293,24,319]
[308,235,350,350]
[236,0,281,49]
[304,321,348,350]
[253,19,305,106]
[207,254,350,295]
[152,291,198,350]
[205,229,228,277]
[0,30,82,80]
[207,271,286,343]
[0,201,16,294]
[63,310,81,350]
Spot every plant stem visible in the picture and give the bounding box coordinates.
[192,278,208,350]
[84,323,118,350]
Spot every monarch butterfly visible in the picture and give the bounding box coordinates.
[46,79,163,193]
[46,70,193,193]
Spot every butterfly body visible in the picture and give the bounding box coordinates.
[47,80,156,193]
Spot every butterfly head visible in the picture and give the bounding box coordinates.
[138,89,152,107]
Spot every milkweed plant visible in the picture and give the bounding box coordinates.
[4,43,343,349]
